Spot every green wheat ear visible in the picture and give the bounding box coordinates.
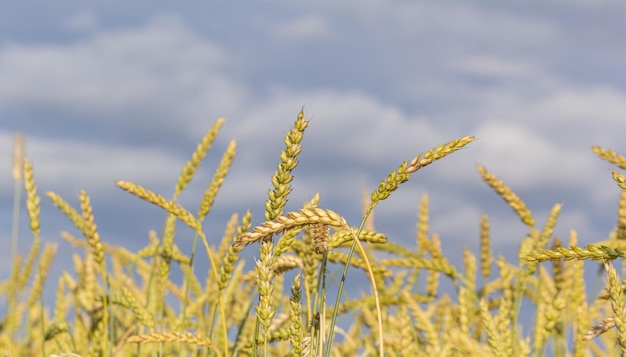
[592,145,626,169]
[477,165,535,228]
[369,135,476,212]
[613,170,626,190]
[604,261,626,354]
[265,108,309,222]
[592,145,626,190]
[174,118,225,199]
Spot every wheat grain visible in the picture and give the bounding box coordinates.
[525,244,626,262]
[462,247,477,299]
[265,108,309,222]
[381,256,457,279]
[52,265,68,326]
[312,223,329,254]
[425,235,442,297]
[405,291,439,354]
[87,317,105,356]
[121,286,155,328]
[234,208,349,247]
[44,321,70,342]
[604,261,626,353]
[564,231,589,346]
[274,227,301,261]
[434,296,454,351]
[612,190,626,243]
[479,298,506,357]
[127,331,217,349]
[159,213,178,283]
[47,192,85,231]
[583,316,615,341]
[370,136,475,210]
[81,252,97,312]
[457,287,471,336]
[386,270,408,297]
[79,191,105,267]
[479,214,493,281]
[496,285,515,356]
[396,304,417,355]
[218,210,250,291]
[175,118,225,198]
[197,139,236,223]
[256,241,276,335]
[217,213,239,266]
[613,170,626,190]
[17,233,40,291]
[551,238,566,293]
[116,180,199,230]
[417,193,429,253]
[273,254,302,275]
[592,145,626,170]
[536,203,562,252]
[329,229,387,249]
[478,165,535,228]
[27,242,57,315]
[23,159,41,236]
[288,274,304,356]
[532,268,564,351]
[4,254,23,338]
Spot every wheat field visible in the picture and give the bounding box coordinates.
[2,110,626,356]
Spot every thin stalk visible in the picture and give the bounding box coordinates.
[326,218,383,356]
[11,178,21,267]
[313,253,329,356]
[38,247,45,357]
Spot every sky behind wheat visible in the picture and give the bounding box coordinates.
[1,1,626,319]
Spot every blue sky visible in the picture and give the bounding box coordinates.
[2,0,626,338]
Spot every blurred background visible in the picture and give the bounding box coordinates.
[1,0,626,334]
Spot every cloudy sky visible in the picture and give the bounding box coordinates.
[2,0,626,333]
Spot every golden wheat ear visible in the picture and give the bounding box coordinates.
[592,145,626,169]
[603,261,626,352]
[126,331,218,351]
[524,244,626,263]
[477,165,535,228]
[613,170,626,190]
[370,136,476,211]
[264,108,309,222]
[115,180,200,231]
[174,118,225,199]
[234,208,349,248]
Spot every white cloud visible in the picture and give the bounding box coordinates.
[474,121,595,188]
[0,3,623,264]
[272,16,335,42]
[0,15,238,121]
[351,2,557,49]
[450,55,540,79]
[64,10,99,32]
[227,87,443,163]
[532,86,626,127]
[469,83,626,168]
[0,129,183,197]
